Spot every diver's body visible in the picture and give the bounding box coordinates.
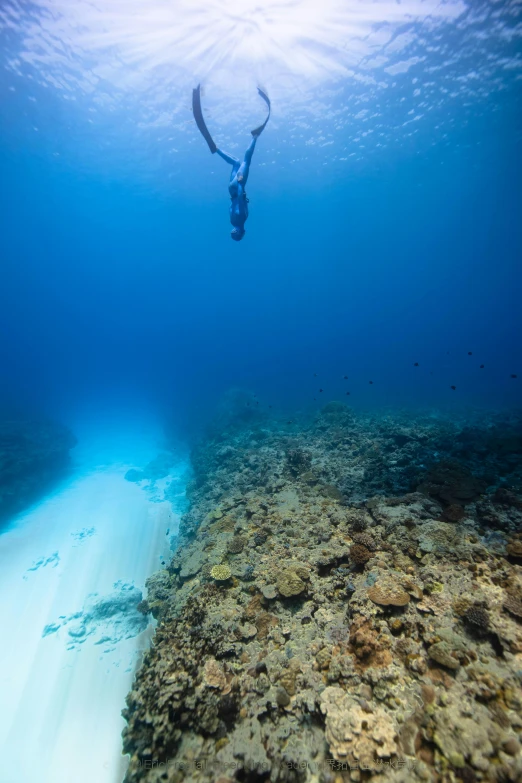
[216,136,257,241]
[192,85,270,241]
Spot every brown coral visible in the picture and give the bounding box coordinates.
[352,532,377,551]
[227,536,246,554]
[367,579,410,607]
[349,615,392,666]
[350,543,372,565]
[255,612,278,639]
[464,603,490,631]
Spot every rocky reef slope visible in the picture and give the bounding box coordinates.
[122,404,522,783]
[0,418,77,524]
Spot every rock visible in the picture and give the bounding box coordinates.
[179,549,203,580]
[428,642,460,670]
[261,584,277,600]
[239,623,257,640]
[203,658,227,690]
[276,568,307,598]
[124,468,145,482]
[503,738,521,756]
[320,686,398,764]
[275,686,291,707]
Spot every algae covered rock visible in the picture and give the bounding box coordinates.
[276,562,310,598]
[428,641,460,670]
[277,569,306,598]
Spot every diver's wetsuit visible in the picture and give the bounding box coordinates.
[192,85,270,240]
[216,137,257,233]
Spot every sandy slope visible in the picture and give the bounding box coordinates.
[0,432,185,783]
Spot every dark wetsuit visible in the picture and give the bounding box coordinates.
[216,136,257,233]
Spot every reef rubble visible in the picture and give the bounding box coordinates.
[122,404,522,782]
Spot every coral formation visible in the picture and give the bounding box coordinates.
[210,564,232,581]
[122,404,522,783]
[367,578,410,607]
[464,603,490,632]
[320,686,399,764]
[227,536,246,554]
[350,543,372,564]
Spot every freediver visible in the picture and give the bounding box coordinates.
[192,84,270,241]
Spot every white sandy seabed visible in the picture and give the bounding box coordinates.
[0,420,186,783]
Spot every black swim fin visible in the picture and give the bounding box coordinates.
[192,84,217,154]
[251,87,271,137]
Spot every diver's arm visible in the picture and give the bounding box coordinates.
[216,148,240,166]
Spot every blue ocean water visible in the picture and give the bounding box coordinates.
[1,0,521,434]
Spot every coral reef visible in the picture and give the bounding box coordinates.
[122,404,522,782]
[0,418,76,524]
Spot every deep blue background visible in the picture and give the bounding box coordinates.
[1,87,521,435]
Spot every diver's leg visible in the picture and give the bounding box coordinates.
[216,148,240,167]
[243,135,257,166]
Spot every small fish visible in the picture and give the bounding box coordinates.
[343,375,348,379]
[346,391,350,396]
[450,385,456,390]
[480,365,484,369]
[369,381,374,385]
[256,401,259,405]
[511,374,518,379]
[269,405,272,408]
[413,362,419,367]
[166,528,170,535]
[468,351,472,355]
[313,373,318,377]
[319,388,324,392]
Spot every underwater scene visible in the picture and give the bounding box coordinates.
[0,1,522,782]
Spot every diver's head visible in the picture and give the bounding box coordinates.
[231,227,245,242]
